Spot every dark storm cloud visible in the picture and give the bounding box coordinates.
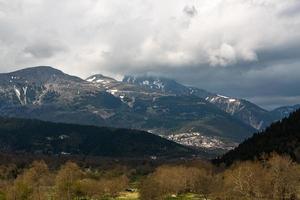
[24,42,66,59]
[279,1,300,17]
[0,0,300,109]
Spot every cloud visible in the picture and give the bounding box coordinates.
[0,0,300,108]
[23,41,66,59]
[279,1,300,17]
[183,5,197,17]
[208,43,238,67]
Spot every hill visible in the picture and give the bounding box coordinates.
[0,117,197,158]
[216,109,300,165]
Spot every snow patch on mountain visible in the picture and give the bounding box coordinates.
[13,86,21,102]
[207,95,242,114]
[107,89,118,95]
[217,94,229,99]
[13,85,28,105]
[86,75,117,87]
[86,77,96,82]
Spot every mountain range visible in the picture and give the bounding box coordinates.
[0,66,298,153]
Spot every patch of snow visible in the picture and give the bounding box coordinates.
[107,89,118,95]
[22,86,28,105]
[229,98,236,102]
[13,85,23,105]
[153,80,164,89]
[217,94,229,99]
[14,86,20,98]
[142,80,150,85]
[87,77,96,82]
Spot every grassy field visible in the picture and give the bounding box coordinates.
[114,191,203,200]
[116,191,139,200]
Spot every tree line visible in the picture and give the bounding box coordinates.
[140,153,300,200]
[0,161,129,200]
[0,153,298,200]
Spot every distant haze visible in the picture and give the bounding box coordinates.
[0,0,300,109]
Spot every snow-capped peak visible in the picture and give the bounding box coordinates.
[86,74,117,85]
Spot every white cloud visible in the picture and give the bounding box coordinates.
[0,0,299,76]
[209,43,237,67]
[0,0,300,107]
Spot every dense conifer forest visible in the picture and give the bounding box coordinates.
[217,109,300,165]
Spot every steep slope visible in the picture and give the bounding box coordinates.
[205,95,275,130]
[0,117,197,158]
[0,66,131,126]
[217,109,300,165]
[90,75,256,150]
[123,75,279,130]
[271,104,300,119]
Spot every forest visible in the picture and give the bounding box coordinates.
[0,153,298,200]
[0,110,299,200]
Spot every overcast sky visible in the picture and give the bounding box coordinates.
[0,0,300,109]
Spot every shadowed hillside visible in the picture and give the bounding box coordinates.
[0,117,198,158]
[216,109,300,165]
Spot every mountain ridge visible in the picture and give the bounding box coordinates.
[0,116,198,158]
[122,75,281,130]
[0,66,298,153]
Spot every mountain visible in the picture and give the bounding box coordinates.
[123,75,278,130]
[0,67,256,153]
[0,117,197,158]
[0,66,82,84]
[0,66,297,154]
[216,109,300,165]
[205,95,275,130]
[271,104,300,119]
[0,66,128,126]
[123,75,211,98]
